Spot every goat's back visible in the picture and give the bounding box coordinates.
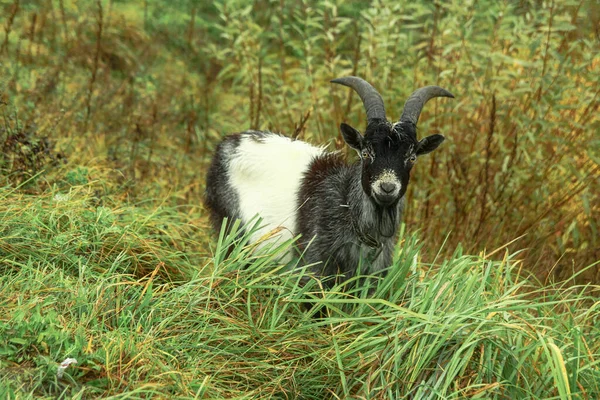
[205,131,325,245]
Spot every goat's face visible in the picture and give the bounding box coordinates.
[331,76,453,207]
[341,120,444,207]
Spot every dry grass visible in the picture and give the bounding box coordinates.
[0,1,599,397]
[2,0,598,281]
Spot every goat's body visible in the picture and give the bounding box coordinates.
[206,77,453,289]
[297,155,404,281]
[205,131,325,246]
[205,130,404,283]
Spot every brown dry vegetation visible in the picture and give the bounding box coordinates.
[1,0,599,282]
[1,2,600,398]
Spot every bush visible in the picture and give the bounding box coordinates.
[1,1,599,396]
[2,0,597,280]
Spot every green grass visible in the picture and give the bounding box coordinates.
[2,0,599,280]
[1,184,599,398]
[1,0,600,398]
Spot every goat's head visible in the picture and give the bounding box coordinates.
[332,76,454,207]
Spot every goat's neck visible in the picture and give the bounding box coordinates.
[347,169,402,240]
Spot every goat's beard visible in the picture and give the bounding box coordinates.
[377,205,398,238]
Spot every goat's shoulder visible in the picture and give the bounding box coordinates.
[298,152,353,211]
[302,152,348,185]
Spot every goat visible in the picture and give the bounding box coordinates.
[204,76,454,287]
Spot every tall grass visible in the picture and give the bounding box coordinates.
[1,0,599,397]
[0,186,599,397]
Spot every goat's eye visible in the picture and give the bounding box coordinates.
[409,154,417,163]
[361,149,371,159]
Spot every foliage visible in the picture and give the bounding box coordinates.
[0,190,599,397]
[0,0,599,397]
[1,0,598,280]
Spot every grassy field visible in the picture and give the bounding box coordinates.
[1,0,599,398]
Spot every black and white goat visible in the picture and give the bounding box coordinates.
[205,76,453,286]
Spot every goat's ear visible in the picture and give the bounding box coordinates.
[340,123,363,151]
[416,134,445,155]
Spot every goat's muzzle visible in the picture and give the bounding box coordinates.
[372,176,401,206]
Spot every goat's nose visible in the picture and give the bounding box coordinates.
[380,182,396,194]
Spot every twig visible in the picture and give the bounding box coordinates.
[255,57,263,130]
[292,110,311,140]
[58,0,68,47]
[1,0,20,55]
[474,93,495,239]
[84,0,104,129]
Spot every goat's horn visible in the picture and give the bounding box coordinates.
[399,86,454,126]
[331,76,386,122]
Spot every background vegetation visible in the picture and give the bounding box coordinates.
[0,0,599,398]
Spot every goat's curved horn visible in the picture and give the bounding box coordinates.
[331,76,386,122]
[399,86,454,126]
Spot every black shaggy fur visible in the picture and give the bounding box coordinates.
[204,133,242,233]
[204,77,453,290]
[296,147,404,287]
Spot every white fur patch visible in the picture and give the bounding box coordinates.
[372,169,401,197]
[227,133,325,250]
